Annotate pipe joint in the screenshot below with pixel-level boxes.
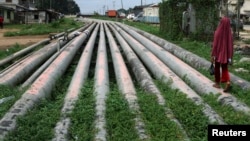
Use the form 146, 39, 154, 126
83, 30, 90, 36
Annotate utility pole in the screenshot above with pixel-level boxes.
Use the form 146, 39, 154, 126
237, 0, 241, 39
103, 5, 105, 15
121, 0, 123, 9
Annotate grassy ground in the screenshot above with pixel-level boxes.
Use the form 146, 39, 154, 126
3, 18, 82, 37
0, 17, 250, 141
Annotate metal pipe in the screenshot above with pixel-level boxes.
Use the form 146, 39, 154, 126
0, 23, 96, 140
108, 23, 161, 102
105, 23, 149, 140
0, 25, 90, 86
0, 51, 34, 76
113, 23, 199, 99
0, 28, 78, 68
20, 39, 71, 88
126, 24, 250, 90
53, 23, 100, 141
116, 23, 250, 115
108, 23, 191, 139
0, 39, 50, 67
93, 23, 109, 141
111, 23, 226, 124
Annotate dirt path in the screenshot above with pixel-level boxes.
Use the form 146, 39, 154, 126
0, 29, 49, 50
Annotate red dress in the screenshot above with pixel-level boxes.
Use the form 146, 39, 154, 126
0, 16, 3, 29
211, 17, 233, 83
0, 16, 3, 23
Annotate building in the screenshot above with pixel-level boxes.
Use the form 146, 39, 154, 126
0, 0, 34, 11
222, 0, 250, 17
143, 3, 159, 23
0, 0, 61, 24
240, 0, 250, 21
133, 4, 150, 17
133, 3, 160, 24
0, 4, 15, 24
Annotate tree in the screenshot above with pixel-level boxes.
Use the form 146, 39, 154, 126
35, 0, 80, 14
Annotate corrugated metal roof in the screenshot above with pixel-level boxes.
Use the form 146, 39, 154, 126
0, 5, 15, 10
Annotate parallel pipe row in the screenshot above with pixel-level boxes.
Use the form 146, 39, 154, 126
110, 23, 225, 124
127, 24, 250, 90
105, 23, 148, 140
108, 23, 190, 140
0, 19, 250, 140
53, 23, 99, 141
94, 23, 109, 141
115, 23, 250, 115
0, 22, 96, 139
0, 24, 90, 86
0, 28, 77, 68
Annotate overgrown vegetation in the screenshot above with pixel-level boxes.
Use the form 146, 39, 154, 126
159, 0, 219, 41
3, 70, 72, 141
0, 14, 250, 140
106, 84, 139, 141
137, 87, 190, 141
69, 80, 96, 141
0, 44, 23, 59
4, 18, 82, 37
0, 85, 26, 119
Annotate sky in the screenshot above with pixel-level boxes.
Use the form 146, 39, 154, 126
74, 0, 163, 14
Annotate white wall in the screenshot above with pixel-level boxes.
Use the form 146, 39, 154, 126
143, 7, 159, 17
241, 0, 250, 16
0, 0, 19, 4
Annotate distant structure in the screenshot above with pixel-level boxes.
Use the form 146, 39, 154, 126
0, 0, 62, 24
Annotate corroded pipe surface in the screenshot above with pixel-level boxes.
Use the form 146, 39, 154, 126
127, 24, 250, 90
105, 23, 149, 140
0, 23, 96, 139
53, 23, 100, 141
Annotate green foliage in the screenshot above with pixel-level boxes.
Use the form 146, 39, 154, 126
159, 1, 186, 40
69, 80, 96, 141
173, 40, 212, 60
35, 0, 80, 14
174, 39, 250, 82
155, 80, 209, 141
0, 43, 23, 59
50, 20, 60, 28
0, 85, 26, 119
137, 89, 186, 140
202, 94, 250, 124
2, 53, 76, 141
3, 18, 82, 37
4, 98, 62, 141
106, 83, 139, 140
243, 39, 250, 44
159, 0, 219, 41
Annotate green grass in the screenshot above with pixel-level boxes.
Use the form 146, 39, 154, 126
69, 80, 96, 141
122, 20, 250, 81
137, 88, 186, 141
155, 80, 209, 141
4, 18, 83, 37
201, 94, 250, 125
3, 75, 71, 141
0, 44, 24, 59
106, 83, 139, 141
3, 48, 77, 141
0, 85, 26, 119
1, 18, 250, 141
243, 39, 250, 44
174, 40, 250, 82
